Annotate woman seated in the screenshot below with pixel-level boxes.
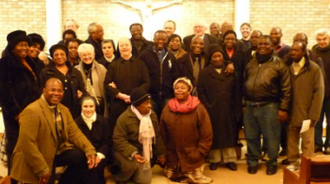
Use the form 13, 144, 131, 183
113, 88, 166, 184
160, 77, 213, 184
75, 96, 111, 184
167, 34, 186, 59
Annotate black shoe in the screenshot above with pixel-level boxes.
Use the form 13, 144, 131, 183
281, 159, 290, 165
209, 163, 218, 170
248, 165, 258, 174
225, 162, 237, 171
266, 166, 277, 175
279, 148, 287, 156
315, 145, 323, 153
324, 147, 330, 155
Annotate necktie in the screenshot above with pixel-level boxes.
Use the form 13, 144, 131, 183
193, 57, 200, 86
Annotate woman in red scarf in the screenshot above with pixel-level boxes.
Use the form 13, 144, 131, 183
160, 77, 213, 184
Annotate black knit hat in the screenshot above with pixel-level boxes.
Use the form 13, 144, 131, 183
49, 44, 68, 58
28, 33, 46, 50
130, 88, 151, 107
6, 30, 32, 51
208, 44, 224, 59
223, 30, 237, 40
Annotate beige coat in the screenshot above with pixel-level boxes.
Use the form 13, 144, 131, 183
10, 98, 96, 183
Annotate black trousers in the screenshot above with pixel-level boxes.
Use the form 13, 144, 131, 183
49, 147, 97, 184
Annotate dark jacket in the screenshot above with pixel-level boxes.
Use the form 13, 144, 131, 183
104, 57, 150, 132
113, 107, 165, 172
97, 55, 117, 69
177, 52, 209, 89
75, 115, 111, 158
312, 45, 330, 97
285, 56, 324, 126
183, 34, 219, 55
85, 36, 103, 61
138, 46, 180, 101
130, 37, 153, 57
197, 64, 242, 149
39, 61, 87, 118
0, 53, 41, 153
244, 53, 291, 111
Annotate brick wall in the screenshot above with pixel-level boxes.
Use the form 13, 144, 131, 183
1, 0, 330, 52
0, 0, 46, 53
250, 0, 330, 48
62, 0, 234, 47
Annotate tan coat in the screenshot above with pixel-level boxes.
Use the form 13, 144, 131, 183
160, 103, 212, 172
10, 98, 96, 183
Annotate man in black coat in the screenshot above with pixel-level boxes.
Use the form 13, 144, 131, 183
85, 22, 105, 61
139, 30, 179, 119
183, 20, 219, 56
129, 23, 153, 57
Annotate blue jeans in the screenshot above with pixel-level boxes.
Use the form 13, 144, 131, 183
316, 97, 330, 147
244, 102, 281, 167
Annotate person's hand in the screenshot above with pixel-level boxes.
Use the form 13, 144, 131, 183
277, 110, 289, 122
134, 154, 146, 164
157, 156, 166, 167
225, 63, 235, 75
310, 120, 317, 127
109, 82, 117, 89
39, 171, 51, 184
95, 155, 102, 166
87, 154, 96, 169
117, 93, 130, 103
77, 90, 83, 99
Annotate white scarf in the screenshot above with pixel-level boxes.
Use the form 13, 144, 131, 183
81, 112, 97, 130
130, 105, 155, 170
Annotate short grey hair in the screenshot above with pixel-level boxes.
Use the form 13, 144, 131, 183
78, 43, 95, 55
88, 22, 98, 35
315, 28, 330, 37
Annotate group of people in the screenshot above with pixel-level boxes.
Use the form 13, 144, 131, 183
0, 17, 329, 184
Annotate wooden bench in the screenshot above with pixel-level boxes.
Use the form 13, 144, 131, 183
283, 155, 330, 184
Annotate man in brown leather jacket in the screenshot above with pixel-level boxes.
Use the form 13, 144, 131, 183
243, 35, 291, 175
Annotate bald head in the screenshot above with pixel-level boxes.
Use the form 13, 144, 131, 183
43, 78, 64, 105
293, 33, 308, 45
220, 22, 233, 35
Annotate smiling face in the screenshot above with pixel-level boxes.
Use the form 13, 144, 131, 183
211, 51, 224, 68
224, 33, 237, 49
43, 79, 64, 105
270, 28, 282, 45
193, 24, 206, 37
240, 24, 251, 39
118, 38, 132, 58
210, 23, 220, 36
130, 25, 143, 40
250, 31, 262, 47
53, 49, 67, 66
316, 34, 330, 49
28, 43, 41, 59
169, 36, 181, 51
82, 99, 96, 118
164, 21, 175, 36
68, 41, 79, 60
80, 50, 95, 65
290, 42, 306, 62
154, 32, 168, 51
13, 41, 29, 59
92, 25, 104, 42
191, 37, 204, 55
257, 37, 272, 55
174, 82, 190, 102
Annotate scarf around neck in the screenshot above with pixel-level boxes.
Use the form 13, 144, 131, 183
81, 112, 97, 130
168, 95, 200, 113
256, 52, 273, 64
130, 105, 155, 170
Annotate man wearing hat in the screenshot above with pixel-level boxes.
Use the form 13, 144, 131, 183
39, 43, 87, 118
113, 87, 166, 184
28, 33, 46, 73
0, 30, 41, 174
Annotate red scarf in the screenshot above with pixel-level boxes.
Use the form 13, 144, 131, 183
168, 95, 200, 113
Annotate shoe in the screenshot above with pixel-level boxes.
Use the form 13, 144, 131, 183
225, 162, 237, 171
266, 166, 277, 175
209, 163, 218, 170
281, 158, 290, 165
279, 148, 287, 156
324, 147, 330, 155
247, 165, 258, 174
315, 145, 323, 153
